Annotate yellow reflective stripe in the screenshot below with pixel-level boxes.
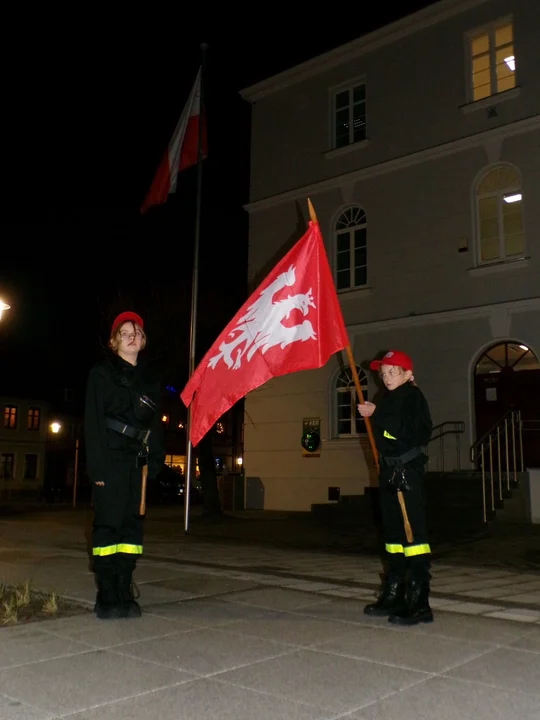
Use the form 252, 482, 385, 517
383, 430, 397, 439
117, 543, 143, 555
404, 544, 431, 557
92, 545, 118, 557
92, 544, 143, 557
385, 543, 404, 554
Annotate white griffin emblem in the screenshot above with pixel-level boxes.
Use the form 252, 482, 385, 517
208, 265, 317, 370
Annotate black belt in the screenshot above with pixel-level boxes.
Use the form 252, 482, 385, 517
105, 418, 150, 444
380, 446, 425, 467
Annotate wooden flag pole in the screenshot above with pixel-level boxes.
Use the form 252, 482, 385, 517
139, 465, 148, 515
307, 198, 413, 543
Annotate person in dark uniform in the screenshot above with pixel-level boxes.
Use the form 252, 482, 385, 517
358, 350, 433, 625
85, 311, 164, 620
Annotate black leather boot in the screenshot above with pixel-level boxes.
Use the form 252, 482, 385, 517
388, 579, 434, 625
117, 569, 142, 618
364, 578, 406, 617
94, 569, 124, 620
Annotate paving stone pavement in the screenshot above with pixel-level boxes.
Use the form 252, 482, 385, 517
0, 507, 540, 717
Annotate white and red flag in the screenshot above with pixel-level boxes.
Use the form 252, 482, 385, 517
140, 67, 207, 214
180, 219, 349, 446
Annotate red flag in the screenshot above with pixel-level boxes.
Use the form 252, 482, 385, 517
140, 67, 207, 214
181, 220, 349, 446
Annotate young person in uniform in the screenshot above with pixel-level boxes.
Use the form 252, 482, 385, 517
85, 311, 164, 619
358, 350, 433, 625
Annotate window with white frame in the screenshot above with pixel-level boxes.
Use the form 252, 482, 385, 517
336, 366, 368, 437
469, 20, 515, 102
475, 164, 524, 264
335, 206, 367, 291
333, 82, 366, 149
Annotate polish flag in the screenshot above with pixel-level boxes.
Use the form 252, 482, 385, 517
140, 67, 207, 214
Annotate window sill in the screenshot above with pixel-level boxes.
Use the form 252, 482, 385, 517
468, 256, 530, 277
337, 285, 372, 298
460, 86, 521, 115
323, 436, 368, 449
324, 139, 370, 160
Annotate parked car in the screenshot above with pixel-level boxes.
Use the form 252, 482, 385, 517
146, 465, 202, 505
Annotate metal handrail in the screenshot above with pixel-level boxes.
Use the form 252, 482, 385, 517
470, 408, 518, 460
430, 421, 465, 441
469, 409, 524, 523
427, 421, 465, 472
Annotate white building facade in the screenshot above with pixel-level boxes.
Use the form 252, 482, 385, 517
240, 0, 540, 511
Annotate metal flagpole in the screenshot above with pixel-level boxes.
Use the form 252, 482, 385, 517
184, 43, 208, 533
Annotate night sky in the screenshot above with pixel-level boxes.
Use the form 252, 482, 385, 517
0, 4, 436, 407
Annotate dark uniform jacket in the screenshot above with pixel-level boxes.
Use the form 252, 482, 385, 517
371, 382, 432, 474
84, 353, 165, 483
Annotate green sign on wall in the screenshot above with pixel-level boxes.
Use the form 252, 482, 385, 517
301, 417, 321, 457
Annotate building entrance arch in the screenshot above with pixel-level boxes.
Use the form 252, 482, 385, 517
473, 341, 540, 467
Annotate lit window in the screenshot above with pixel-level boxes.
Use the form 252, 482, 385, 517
164, 454, 186, 475
3, 406, 17, 429
333, 82, 366, 149
469, 21, 515, 102
335, 206, 367, 291
27, 407, 41, 431
475, 164, 524, 264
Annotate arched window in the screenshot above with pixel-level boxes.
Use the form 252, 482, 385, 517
335, 206, 367, 291
335, 365, 368, 437
476, 164, 524, 264
475, 342, 540, 375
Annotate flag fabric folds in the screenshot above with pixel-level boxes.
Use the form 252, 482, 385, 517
181, 219, 349, 446
140, 67, 207, 214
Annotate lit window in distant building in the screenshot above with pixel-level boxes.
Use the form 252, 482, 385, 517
475, 164, 524, 264
4, 406, 17, 429
27, 407, 40, 431
469, 21, 515, 101
164, 454, 186, 475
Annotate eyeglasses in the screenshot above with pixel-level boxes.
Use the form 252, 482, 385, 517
380, 367, 403, 379
119, 330, 143, 341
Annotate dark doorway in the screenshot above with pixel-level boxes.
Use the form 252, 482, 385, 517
474, 342, 540, 468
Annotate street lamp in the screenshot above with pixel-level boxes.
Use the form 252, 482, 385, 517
0, 299, 10, 321
50, 422, 62, 434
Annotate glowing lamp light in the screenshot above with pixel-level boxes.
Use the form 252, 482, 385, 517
503, 193, 522, 203
504, 55, 515, 71
50, 422, 62, 434
236, 457, 243, 466
0, 299, 10, 320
